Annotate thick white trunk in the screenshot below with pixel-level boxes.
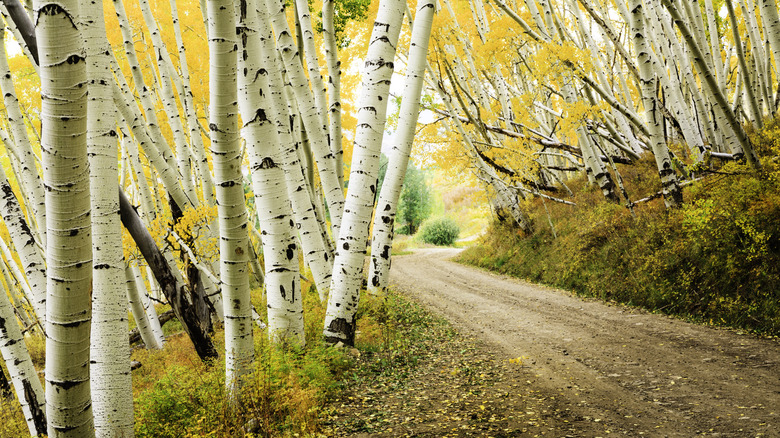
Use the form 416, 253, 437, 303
209, 0, 254, 392
36, 0, 95, 434
323, 0, 405, 345
238, 0, 304, 343
368, 0, 436, 295
83, 0, 134, 433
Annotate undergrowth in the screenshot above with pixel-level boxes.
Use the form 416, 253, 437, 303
0, 280, 438, 437
460, 119, 780, 336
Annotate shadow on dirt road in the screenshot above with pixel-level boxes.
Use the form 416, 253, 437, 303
389, 248, 780, 437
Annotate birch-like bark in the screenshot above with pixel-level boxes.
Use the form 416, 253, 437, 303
238, 0, 304, 343
0, 162, 46, 322
630, 0, 682, 207
125, 263, 163, 349
170, 0, 216, 205
0, 287, 46, 436
758, 0, 780, 85
368, 0, 435, 295
36, 0, 95, 434
0, 27, 46, 248
660, 0, 761, 170
321, 0, 344, 187
137, 0, 200, 203
323, 0, 405, 345
254, 0, 334, 299
130, 264, 165, 344
82, 0, 134, 433
725, 0, 763, 127
264, 0, 346, 237
209, 0, 254, 392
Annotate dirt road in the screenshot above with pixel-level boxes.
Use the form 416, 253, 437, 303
388, 248, 780, 437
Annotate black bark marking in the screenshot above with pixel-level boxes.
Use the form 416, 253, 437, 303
259, 156, 275, 169
324, 317, 355, 346
343, 242, 349, 250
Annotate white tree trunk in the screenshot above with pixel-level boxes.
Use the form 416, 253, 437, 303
253, 0, 335, 300
368, 0, 436, 295
323, 0, 405, 345
0, 26, 46, 249
82, 0, 134, 433
125, 263, 164, 349
238, 0, 304, 343
0, 286, 46, 436
0, 162, 47, 322
264, 0, 346, 237
630, 0, 682, 207
36, 0, 95, 434
209, 0, 254, 393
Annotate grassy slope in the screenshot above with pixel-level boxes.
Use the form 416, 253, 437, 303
459, 121, 780, 336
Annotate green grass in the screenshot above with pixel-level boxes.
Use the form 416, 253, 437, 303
459, 120, 780, 336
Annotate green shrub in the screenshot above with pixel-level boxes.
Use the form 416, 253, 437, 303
419, 217, 460, 246
458, 118, 780, 335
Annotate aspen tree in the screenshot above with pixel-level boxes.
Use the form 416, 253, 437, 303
630, 0, 682, 207
238, 0, 304, 343
369, 0, 436, 295
324, 0, 410, 344
208, 0, 254, 392
0, 286, 46, 436
82, 0, 134, 432
0, 156, 46, 322
125, 263, 164, 349
254, 0, 335, 300
0, 26, 46, 250
265, 0, 346, 237
36, 0, 95, 433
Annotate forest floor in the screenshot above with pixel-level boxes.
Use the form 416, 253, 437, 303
324, 248, 780, 437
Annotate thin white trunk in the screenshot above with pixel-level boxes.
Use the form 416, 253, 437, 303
131, 264, 165, 344
368, 0, 436, 295
125, 263, 163, 349
323, 0, 405, 345
254, 0, 334, 299
321, 0, 344, 187
0, 27, 46, 249
264, 0, 346, 237
0, 286, 46, 436
0, 163, 46, 322
170, 0, 216, 205
631, 0, 682, 207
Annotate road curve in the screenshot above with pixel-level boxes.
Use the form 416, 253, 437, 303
389, 247, 780, 437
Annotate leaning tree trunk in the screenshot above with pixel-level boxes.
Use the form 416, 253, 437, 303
36, 0, 95, 434
323, 0, 405, 345
0, 25, 46, 250
238, 0, 304, 344
0, 159, 47, 322
630, 0, 682, 207
368, 0, 436, 295
0, 282, 46, 436
209, 0, 254, 394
